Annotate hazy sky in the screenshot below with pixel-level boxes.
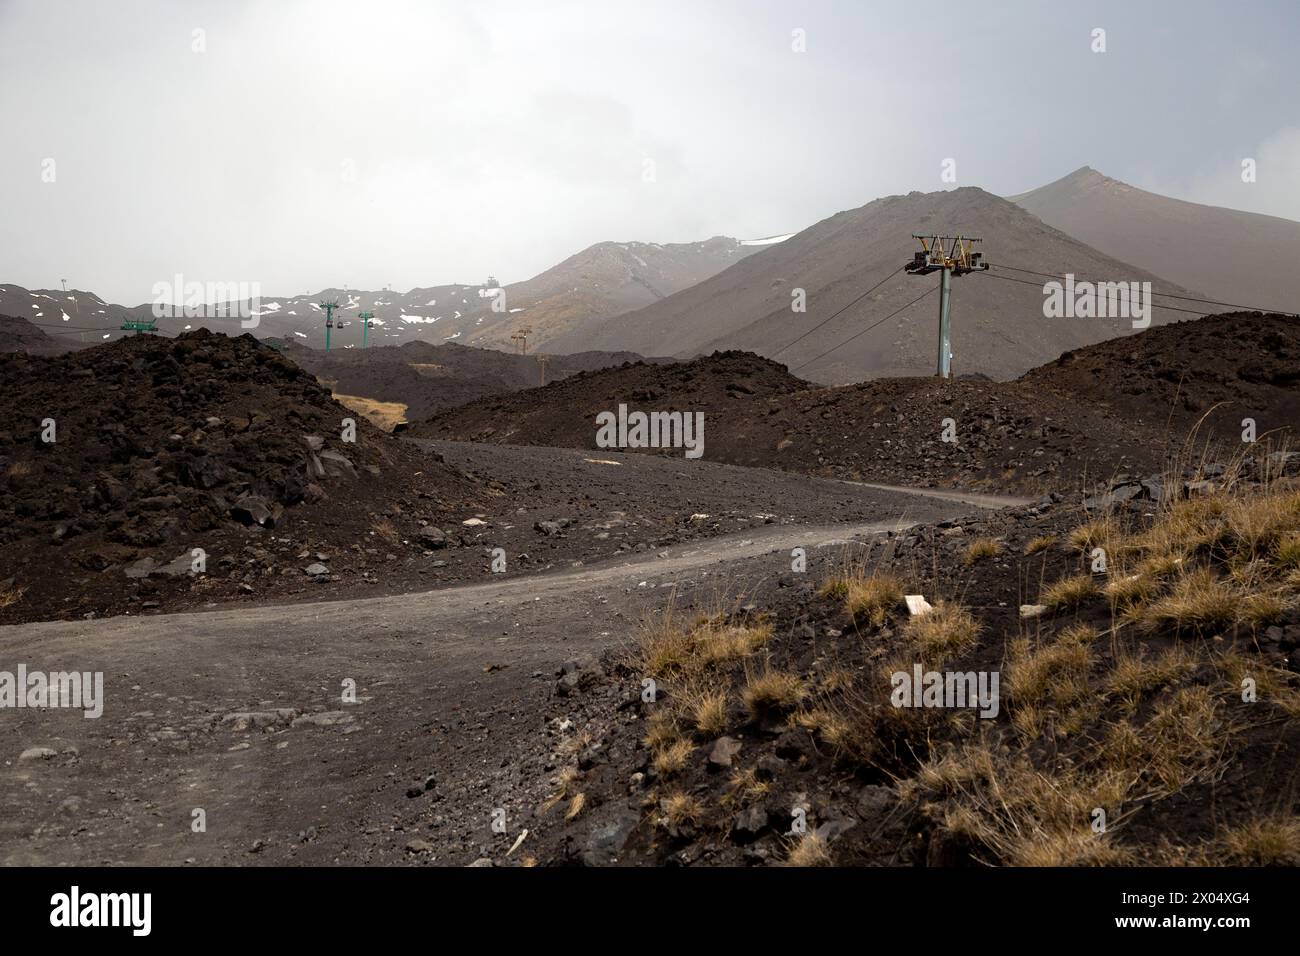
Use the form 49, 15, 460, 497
3, 0, 1297, 303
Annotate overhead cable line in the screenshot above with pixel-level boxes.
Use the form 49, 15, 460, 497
771, 264, 905, 358
791, 284, 937, 373
976, 270, 1222, 317
986, 262, 1298, 317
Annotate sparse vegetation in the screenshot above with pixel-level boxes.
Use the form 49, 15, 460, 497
332, 393, 408, 431
0, 582, 27, 610
842, 572, 904, 627
661, 791, 704, 830
964, 538, 1002, 565
1142, 568, 1240, 632
651, 739, 694, 777
742, 668, 807, 719
1024, 535, 1056, 555
618, 472, 1299, 867
905, 601, 981, 656
783, 832, 833, 867
1041, 573, 1098, 610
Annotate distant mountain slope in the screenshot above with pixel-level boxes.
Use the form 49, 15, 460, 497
1009, 166, 1300, 314
549, 187, 1188, 383
0, 234, 761, 355
466, 237, 765, 351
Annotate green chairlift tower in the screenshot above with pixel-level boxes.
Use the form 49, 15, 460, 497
319, 298, 341, 351
120, 316, 158, 336
359, 311, 375, 348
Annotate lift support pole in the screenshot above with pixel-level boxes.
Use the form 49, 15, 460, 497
905, 235, 987, 379
319, 299, 340, 352
936, 266, 952, 378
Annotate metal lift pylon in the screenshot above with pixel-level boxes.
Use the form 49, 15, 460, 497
904, 235, 987, 378
319, 298, 341, 351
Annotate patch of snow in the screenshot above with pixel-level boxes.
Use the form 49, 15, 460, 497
740, 233, 795, 246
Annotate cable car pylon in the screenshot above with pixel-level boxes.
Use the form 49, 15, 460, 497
904, 235, 987, 378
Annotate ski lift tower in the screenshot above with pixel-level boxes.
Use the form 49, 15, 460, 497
120, 316, 158, 336
359, 310, 375, 348
904, 235, 987, 379
510, 326, 532, 354
319, 297, 341, 351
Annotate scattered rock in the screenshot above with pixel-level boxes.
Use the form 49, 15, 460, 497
708, 736, 743, 769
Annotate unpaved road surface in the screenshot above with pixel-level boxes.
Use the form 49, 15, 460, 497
1, 475, 1025, 866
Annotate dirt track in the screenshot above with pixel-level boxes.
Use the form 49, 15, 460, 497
0, 480, 1025, 866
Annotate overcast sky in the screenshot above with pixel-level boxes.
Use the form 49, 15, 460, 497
3, 0, 1297, 303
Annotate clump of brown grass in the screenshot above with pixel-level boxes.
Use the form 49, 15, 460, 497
1274, 534, 1300, 570
964, 538, 1002, 565
0, 582, 27, 610
565, 792, 586, 821
683, 688, 729, 737
1107, 644, 1194, 703
1214, 817, 1300, 865
1069, 518, 1118, 553
660, 790, 704, 830
818, 577, 851, 601
651, 739, 695, 777
1007, 635, 1092, 709
742, 668, 807, 719
1142, 568, 1240, 632
1024, 535, 1057, 556
1103, 573, 1156, 611
1240, 590, 1287, 627
540, 765, 582, 814
1041, 573, 1098, 610
638, 612, 772, 678
723, 767, 772, 807
904, 601, 982, 657
908, 742, 1133, 867
793, 706, 854, 753
842, 572, 904, 627
643, 710, 681, 751
783, 832, 832, 867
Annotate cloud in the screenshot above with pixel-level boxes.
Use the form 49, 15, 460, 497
1169, 128, 1300, 223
